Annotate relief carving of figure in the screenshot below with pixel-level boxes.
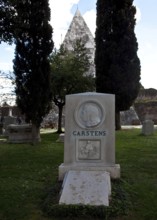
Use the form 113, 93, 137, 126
78, 140, 100, 160
80, 103, 101, 128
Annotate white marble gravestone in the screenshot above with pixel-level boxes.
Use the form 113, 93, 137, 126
59, 92, 120, 180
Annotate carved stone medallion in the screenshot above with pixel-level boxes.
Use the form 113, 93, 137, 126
74, 101, 105, 129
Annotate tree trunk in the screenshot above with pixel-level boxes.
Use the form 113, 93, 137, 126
31, 123, 41, 144
57, 105, 63, 133
115, 111, 121, 130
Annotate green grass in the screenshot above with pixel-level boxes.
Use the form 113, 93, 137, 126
116, 129, 157, 220
0, 129, 157, 220
0, 131, 62, 220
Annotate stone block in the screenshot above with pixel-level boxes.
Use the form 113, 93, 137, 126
59, 170, 111, 206
7, 124, 33, 143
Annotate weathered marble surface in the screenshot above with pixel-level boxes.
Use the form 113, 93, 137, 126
59, 92, 120, 180
59, 170, 111, 206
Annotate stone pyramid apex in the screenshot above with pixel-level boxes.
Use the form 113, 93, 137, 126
63, 9, 94, 49
74, 8, 81, 17
62, 7, 95, 76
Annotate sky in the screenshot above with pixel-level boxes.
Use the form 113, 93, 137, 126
0, 0, 157, 90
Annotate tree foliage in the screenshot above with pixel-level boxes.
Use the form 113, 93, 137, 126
13, 0, 53, 140
0, 0, 16, 106
50, 40, 95, 133
95, 0, 141, 129
0, 0, 16, 43
0, 70, 15, 105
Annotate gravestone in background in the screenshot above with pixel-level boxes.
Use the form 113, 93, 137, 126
7, 124, 33, 143
142, 119, 154, 135
59, 92, 120, 180
3, 116, 17, 136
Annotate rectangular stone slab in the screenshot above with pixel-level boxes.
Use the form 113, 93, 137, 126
59, 170, 111, 206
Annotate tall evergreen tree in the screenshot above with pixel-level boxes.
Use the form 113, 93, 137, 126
95, 0, 141, 129
0, 0, 17, 43
13, 0, 53, 142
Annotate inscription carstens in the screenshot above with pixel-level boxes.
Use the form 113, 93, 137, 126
73, 130, 106, 137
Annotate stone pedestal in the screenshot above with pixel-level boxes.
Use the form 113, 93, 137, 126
59, 92, 120, 180
59, 163, 120, 181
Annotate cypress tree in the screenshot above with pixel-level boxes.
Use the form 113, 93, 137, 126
13, 0, 53, 142
0, 0, 16, 43
95, 0, 141, 129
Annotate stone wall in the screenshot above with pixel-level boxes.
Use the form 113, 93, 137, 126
134, 101, 157, 124
120, 107, 141, 125
137, 88, 157, 101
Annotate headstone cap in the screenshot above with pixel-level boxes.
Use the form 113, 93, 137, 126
67, 92, 115, 97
